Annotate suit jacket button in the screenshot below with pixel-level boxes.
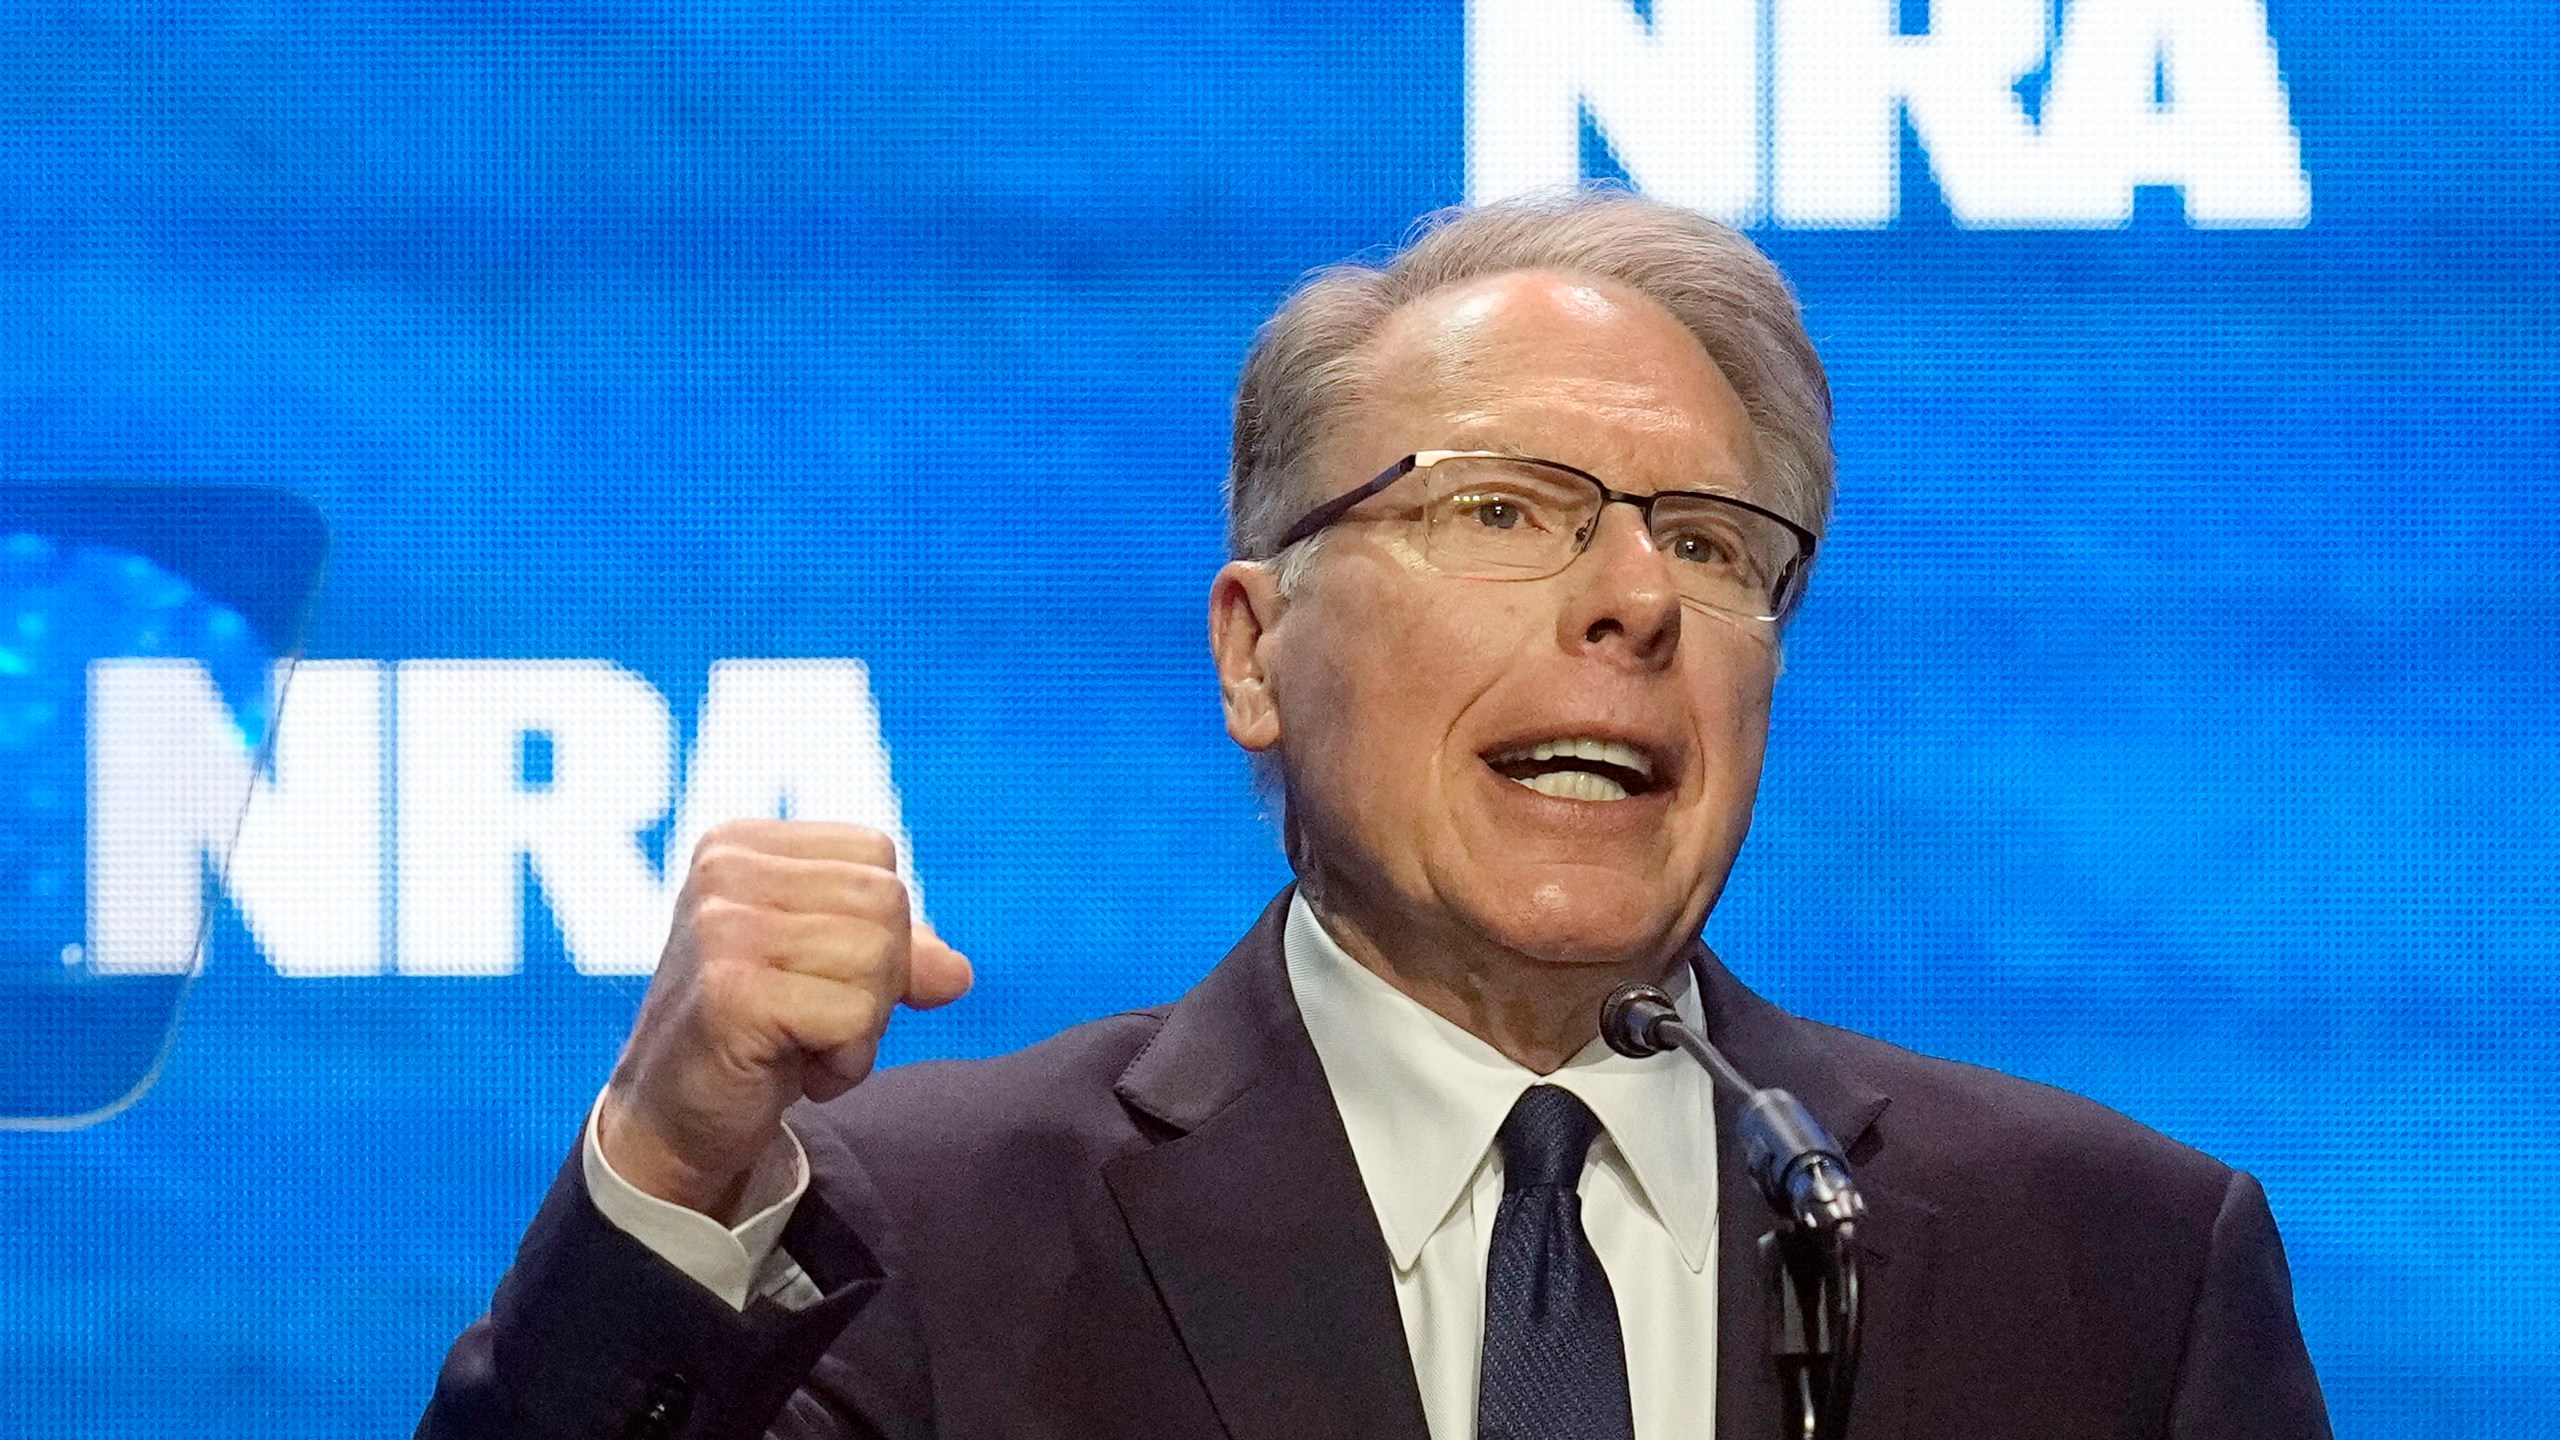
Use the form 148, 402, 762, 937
623, 1370, 694, 1439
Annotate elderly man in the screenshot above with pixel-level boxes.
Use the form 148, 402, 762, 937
420, 192, 2329, 1440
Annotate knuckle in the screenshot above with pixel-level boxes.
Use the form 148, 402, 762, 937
690, 843, 751, 893
688, 895, 761, 955
692, 819, 757, 861
835, 824, 896, 867
821, 924, 894, 989
849, 867, 912, 926
805, 927, 881, 988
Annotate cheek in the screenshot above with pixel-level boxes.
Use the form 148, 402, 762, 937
1275, 573, 1531, 802
1686, 646, 1777, 800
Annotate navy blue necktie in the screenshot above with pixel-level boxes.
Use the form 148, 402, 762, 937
1477, 1084, 1636, 1440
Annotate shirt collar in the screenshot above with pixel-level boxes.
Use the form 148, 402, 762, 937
1283, 892, 1717, 1275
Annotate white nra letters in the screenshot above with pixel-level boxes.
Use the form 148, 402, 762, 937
86, 659, 921, 978
1468, 0, 2311, 227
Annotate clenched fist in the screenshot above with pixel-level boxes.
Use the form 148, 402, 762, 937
597, 819, 972, 1216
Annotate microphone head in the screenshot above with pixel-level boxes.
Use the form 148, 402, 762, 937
1599, 983, 1679, 1058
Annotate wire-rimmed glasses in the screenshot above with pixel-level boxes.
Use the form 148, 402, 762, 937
1269, 450, 1817, 623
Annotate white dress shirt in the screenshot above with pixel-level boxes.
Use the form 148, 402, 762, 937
1282, 895, 1719, 1440
584, 893, 1718, 1437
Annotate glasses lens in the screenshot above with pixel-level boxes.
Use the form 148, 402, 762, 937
1649, 495, 1798, 618
1418, 456, 1594, 578
1409, 456, 1803, 620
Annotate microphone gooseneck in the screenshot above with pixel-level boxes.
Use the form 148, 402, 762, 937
1602, 979, 1867, 1440
1598, 983, 1866, 1233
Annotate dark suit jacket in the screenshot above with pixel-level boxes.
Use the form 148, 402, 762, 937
419, 891, 2331, 1440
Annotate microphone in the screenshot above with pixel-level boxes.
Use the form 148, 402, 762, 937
1604, 980, 1868, 1440
1599, 983, 1866, 1232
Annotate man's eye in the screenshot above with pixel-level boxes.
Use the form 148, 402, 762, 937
1457, 494, 1528, 530
1667, 530, 1743, 567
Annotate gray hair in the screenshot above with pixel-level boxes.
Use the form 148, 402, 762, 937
1225, 189, 1834, 591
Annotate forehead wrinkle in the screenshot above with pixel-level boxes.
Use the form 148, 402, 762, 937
1378, 334, 1703, 443
1436, 374, 1751, 495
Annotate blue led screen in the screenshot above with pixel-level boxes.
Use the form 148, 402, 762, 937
1, 1, 2555, 1435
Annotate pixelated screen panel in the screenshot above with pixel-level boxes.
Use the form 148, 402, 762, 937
0, 488, 323, 1124
0, 1, 2554, 1436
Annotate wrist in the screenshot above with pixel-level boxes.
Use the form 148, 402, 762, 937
596, 1085, 762, 1219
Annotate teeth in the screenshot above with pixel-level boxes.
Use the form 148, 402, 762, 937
1511, 736, 1655, 781
1518, 769, 1632, 802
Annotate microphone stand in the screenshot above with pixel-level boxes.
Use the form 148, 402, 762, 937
1761, 1215, 1861, 1440
1600, 985, 1865, 1440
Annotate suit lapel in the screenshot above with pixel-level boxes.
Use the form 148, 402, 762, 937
1696, 948, 1937, 1440
1104, 894, 1433, 1440
1101, 902, 1939, 1440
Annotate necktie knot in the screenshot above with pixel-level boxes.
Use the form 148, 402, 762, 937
1497, 1084, 1603, 1193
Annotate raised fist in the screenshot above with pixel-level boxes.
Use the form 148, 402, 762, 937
595, 819, 971, 1216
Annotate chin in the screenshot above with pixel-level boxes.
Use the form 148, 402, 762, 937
1452, 870, 1695, 970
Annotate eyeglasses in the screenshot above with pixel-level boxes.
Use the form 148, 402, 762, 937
1269, 450, 1817, 623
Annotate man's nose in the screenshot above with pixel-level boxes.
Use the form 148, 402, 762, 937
1557, 502, 1681, 668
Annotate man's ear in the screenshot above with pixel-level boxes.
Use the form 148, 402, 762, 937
1208, 559, 1287, 753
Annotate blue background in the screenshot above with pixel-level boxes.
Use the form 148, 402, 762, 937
3, 0, 2557, 1434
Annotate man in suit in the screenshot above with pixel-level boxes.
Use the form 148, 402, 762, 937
420, 191, 2332, 1440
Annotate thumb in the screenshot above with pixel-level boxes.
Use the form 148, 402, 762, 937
903, 922, 974, 1010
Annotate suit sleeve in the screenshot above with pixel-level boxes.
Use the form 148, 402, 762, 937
415, 1147, 898, 1440
2165, 1170, 2334, 1440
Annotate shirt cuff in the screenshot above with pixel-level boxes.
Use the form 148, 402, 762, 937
581, 1090, 824, 1312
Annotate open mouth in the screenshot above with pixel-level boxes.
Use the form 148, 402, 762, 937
1484, 736, 1662, 803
